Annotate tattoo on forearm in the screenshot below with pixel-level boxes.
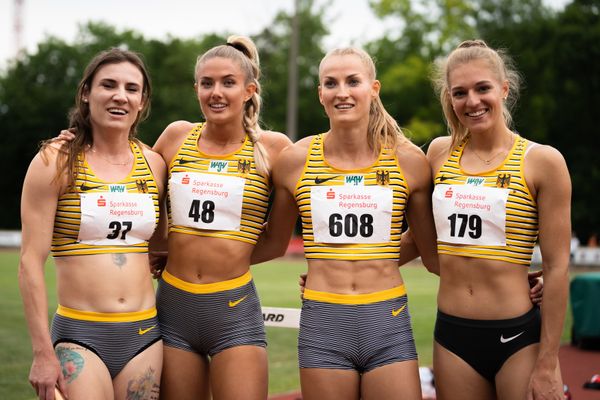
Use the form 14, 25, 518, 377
113, 253, 127, 268
56, 347, 85, 383
125, 366, 160, 400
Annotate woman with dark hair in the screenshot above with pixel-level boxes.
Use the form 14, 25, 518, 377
19, 48, 166, 400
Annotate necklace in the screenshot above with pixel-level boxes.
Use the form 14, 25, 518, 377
469, 134, 514, 165
471, 148, 506, 165
89, 147, 132, 166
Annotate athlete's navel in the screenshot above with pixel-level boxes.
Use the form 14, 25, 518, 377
468, 286, 474, 296
351, 283, 357, 291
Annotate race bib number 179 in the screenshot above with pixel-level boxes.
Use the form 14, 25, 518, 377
432, 185, 509, 246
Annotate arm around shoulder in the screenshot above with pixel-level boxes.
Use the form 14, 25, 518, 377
260, 130, 293, 161
251, 141, 308, 264
142, 147, 167, 197
397, 143, 439, 274
152, 120, 196, 166
426, 135, 452, 176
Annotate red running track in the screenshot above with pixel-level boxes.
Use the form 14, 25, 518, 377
269, 345, 600, 400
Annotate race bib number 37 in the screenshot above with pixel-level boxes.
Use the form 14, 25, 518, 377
78, 193, 156, 245
432, 185, 509, 246
169, 172, 244, 231
311, 186, 392, 244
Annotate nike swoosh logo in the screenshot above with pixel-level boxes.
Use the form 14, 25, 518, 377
138, 325, 156, 335
228, 295, 248, 308
439, 175, 451, 182
500, 331, 524, 343
80, 183, 104, 191
315, 175, 339, 184
178, 158, 196, 165
391, 304, 407, 317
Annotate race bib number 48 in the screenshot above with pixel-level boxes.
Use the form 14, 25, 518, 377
169, 172, 244, 231
78, 193, 156, 245
311, 186, 392, 243
432, 185, 509, 246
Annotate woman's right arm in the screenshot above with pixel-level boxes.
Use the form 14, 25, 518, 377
18, 149, 67, 400
152, 120, 195, 167
143, 147, 169, 278
250, 142, 306, 265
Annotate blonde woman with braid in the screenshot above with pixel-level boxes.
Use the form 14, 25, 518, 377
151, 35, 291, 400
251, 47, 439, 400
428, 40, 570, 399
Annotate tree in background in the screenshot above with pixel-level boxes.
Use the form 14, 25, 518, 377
1, 0, 597, 238
0, 22, 227, 229
0, 3, 331, 230
367, 0, 599, 241
256, 0, 329, 137
469, 0, 599, 245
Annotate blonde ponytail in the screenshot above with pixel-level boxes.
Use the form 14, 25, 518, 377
196, 35, 270, 177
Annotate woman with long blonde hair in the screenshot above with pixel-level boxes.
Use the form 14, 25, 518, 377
151, 35, 291, 400
251, 47, 439, 400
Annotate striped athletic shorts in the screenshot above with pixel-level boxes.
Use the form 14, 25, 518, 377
156, 270, 266, 356
51, 306, 161, 378
298, 285, 417, 373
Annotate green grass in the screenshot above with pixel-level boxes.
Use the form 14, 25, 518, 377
0, 251, 58, 400
1, 251, 578, 399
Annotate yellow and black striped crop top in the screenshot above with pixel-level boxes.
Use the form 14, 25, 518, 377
295, 134, 409, 260
51, 141, 160, 257
433, 135, 538, 265
167, 123, 270, 244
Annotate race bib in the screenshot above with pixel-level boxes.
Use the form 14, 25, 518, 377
78, 193, 156, 245
432, 185, 509, 246
311, 186, 392, 243
169, 172, 244, 231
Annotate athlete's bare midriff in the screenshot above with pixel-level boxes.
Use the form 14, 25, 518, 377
306, 258, 404, 294
437, 254, 533, 320
55, 253, 156, 313
165, 232, 254, 284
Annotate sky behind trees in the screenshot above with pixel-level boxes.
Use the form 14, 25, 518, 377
0, 0, 569, 69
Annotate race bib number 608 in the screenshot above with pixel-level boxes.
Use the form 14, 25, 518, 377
311, 186, 393, 244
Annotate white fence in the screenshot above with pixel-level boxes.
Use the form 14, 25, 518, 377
0, 230, 21, 247
531, 245, 600, 266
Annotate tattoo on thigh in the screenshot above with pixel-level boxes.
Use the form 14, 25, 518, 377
113, 253, 127, 268
125, 366, 160, 400
56, 347, 85, 383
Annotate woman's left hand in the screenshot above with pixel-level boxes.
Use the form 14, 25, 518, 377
149, 251, 167, 279
527, 366, 563, 400
528, 270, 543, 305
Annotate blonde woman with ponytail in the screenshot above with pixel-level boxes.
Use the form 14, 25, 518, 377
427, 40, 569, 399
151, 35, 291, 400
251, 47, 439, 400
